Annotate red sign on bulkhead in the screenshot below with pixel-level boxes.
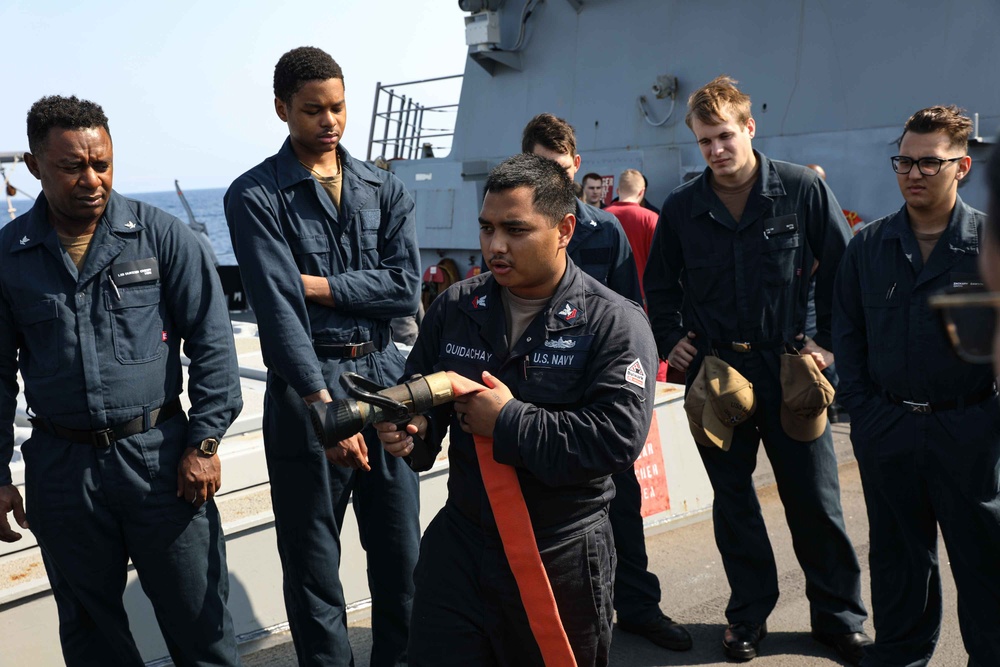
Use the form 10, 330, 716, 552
635, 412, 670, 516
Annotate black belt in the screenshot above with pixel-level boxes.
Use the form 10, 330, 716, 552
887, 385, 998, 414
30, 398, 183, 448
314, 342, 378, 359
711, 339, 784, 353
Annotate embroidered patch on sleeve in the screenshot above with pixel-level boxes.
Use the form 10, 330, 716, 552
625, 358, 646, 388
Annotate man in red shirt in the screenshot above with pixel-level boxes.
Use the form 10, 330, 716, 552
605, 169, 682, 382
605, 169, 659, 302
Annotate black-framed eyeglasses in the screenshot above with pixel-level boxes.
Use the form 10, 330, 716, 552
928, 285, 1000, 364
891, 155, 965, 176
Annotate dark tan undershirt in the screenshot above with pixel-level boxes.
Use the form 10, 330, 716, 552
303, 154, 343, 209
57, 232, 94, 270
314, 172, 343, 210
501, 289, 550, 351
710, 164, 759, 223
913, 228, 945, 263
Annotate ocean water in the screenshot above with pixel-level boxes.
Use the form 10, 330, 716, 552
130, 187, 236, 265
5, 186, 237, 265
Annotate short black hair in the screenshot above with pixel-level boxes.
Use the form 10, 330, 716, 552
273, 46, 344, 104
26, 95, 109, 154
485, 153, 576, 225
581, 172, 603, 184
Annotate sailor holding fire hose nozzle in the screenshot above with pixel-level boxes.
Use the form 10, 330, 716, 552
324, 153, 658, 667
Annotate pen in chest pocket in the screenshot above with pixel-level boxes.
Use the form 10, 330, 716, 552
108, 271, 122, 301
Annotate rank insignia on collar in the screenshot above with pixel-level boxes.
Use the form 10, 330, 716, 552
471, 295, 488, 309
125, 221, 136, 229
556, 302, 579, 322
19, 236, 29, 245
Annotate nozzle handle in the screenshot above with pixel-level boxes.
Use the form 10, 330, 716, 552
340, 372, 410, 421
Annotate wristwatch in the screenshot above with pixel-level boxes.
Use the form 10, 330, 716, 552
196, 437, 220, 457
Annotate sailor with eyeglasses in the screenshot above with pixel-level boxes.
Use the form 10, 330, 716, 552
833, 106, 1000, 667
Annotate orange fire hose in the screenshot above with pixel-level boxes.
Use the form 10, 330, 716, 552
447, 371, 577, 666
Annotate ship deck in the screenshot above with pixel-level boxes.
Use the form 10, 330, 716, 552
0, 332, 970, 666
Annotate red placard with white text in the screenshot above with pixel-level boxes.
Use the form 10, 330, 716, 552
600, 175, 615, 207
635, 411, 671, 516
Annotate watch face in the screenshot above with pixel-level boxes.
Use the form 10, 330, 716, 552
199, 438, 219, 455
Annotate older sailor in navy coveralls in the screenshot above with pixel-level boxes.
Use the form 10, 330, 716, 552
834, 106, 1000, 667
517, 113, 692, 652
377, 153, 657, 666
645, 76, 870, 664
225, 47, 420, 667
0, 96, 243, 666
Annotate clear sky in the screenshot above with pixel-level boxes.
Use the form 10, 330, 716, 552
0, 1, 468, 195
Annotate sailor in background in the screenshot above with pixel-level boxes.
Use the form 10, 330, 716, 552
834, 106, 1000, 667
224, 47, 421, 667
376, 153, 657, 666
0, 95, 243, 665
645, 75, 870, 664
581, 171, 606, 208
521, 114, 643, 303
520, 113, 692, 651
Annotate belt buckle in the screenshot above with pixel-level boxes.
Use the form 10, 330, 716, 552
902, 400, 931, 414
731, 341, 751, 353
92, 428, 115, 448
349, 344, 361, 359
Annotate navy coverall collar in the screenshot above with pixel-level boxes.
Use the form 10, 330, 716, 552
460, 259, 591, 358
689, 151, 786, 227
881, 196, 979, 288
11, 191, 145, 285
274, 138, 385, 227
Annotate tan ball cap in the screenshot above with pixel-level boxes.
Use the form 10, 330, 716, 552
780, 351, 834, 442
683, 363, 718, 448
702, 356, 757, 451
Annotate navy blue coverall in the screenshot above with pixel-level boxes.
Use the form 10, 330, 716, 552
645, 153, 867, 632
833, 198, 1000, 667
0, 192, 244, 666
573, 199, 668, 626
569, 199, 643, 302
403, 259, 657, 666
485, 197, 662, 625
225, 140, 421, 667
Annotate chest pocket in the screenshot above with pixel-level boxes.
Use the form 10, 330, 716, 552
14, 299, 60, 378
862, 289, 903, 351
684, 253, 726, 302
104, 285, 165, 364
518, 358, 588, 406
761, 215, 801, 286
290, 234, 331, 274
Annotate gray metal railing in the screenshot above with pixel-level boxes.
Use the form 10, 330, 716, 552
367, 74, 463, 162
